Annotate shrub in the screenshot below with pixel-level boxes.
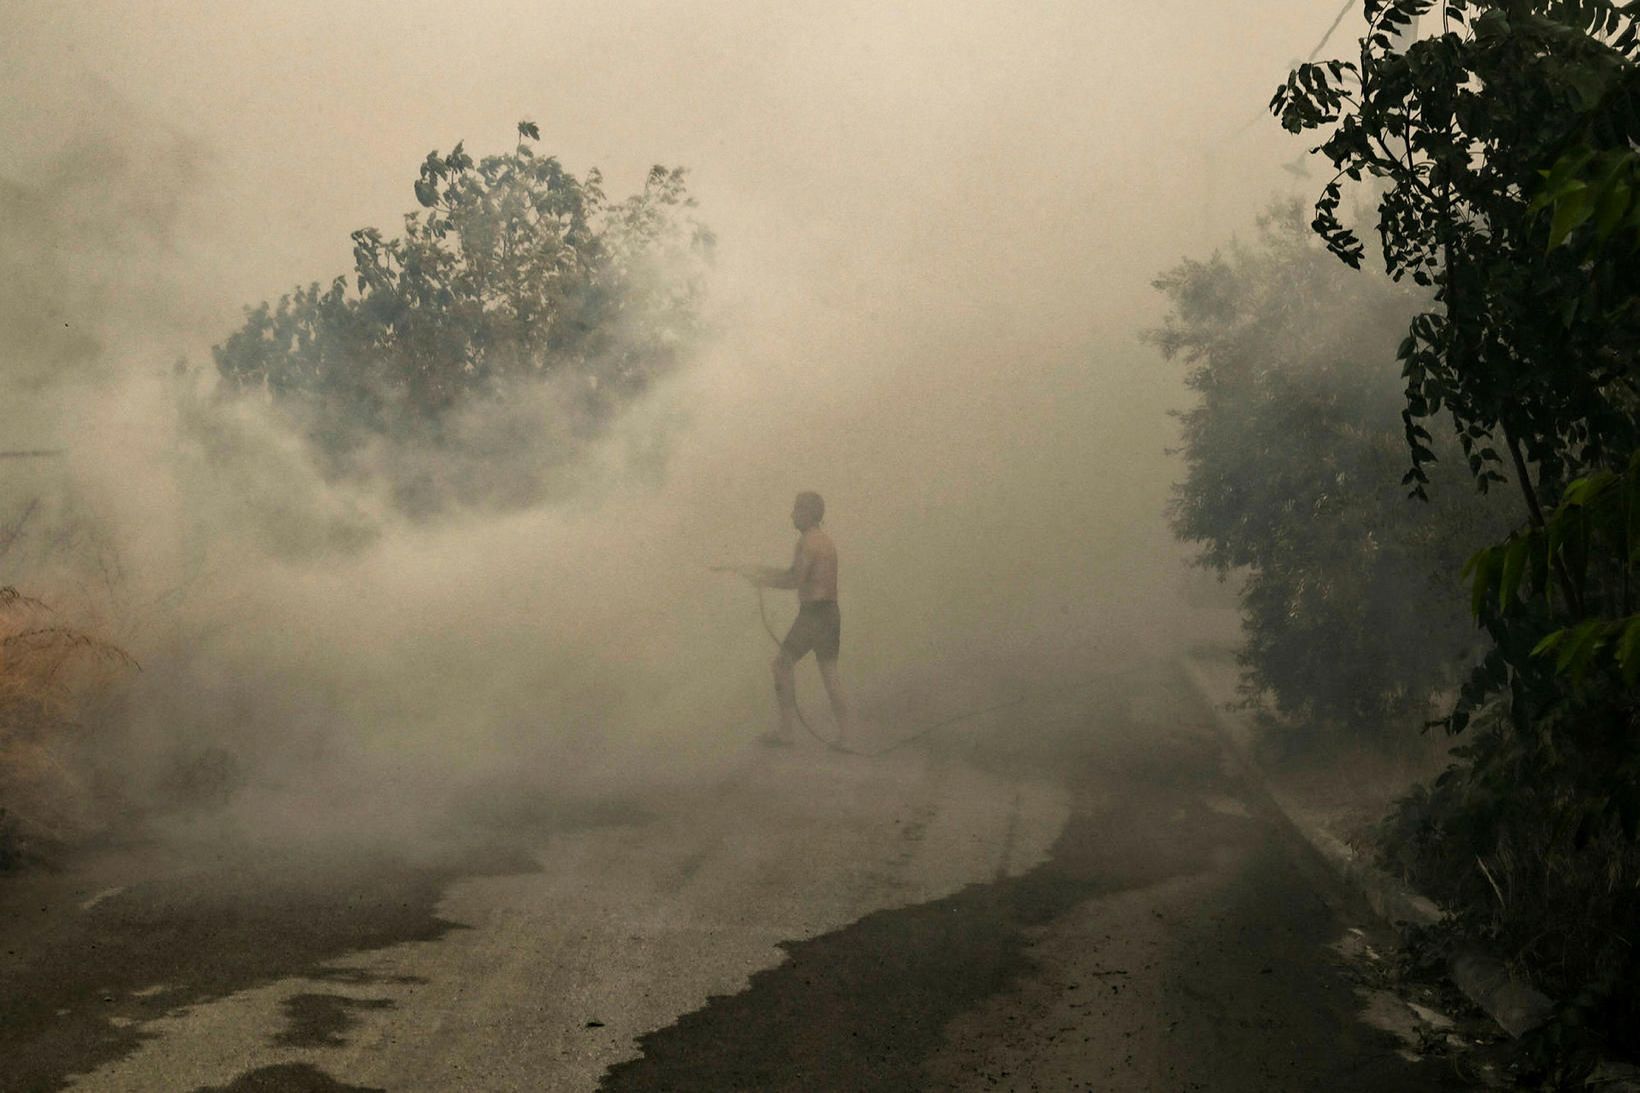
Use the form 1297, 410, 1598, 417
1153, 201, 1507, 743
0, 587, 135, 868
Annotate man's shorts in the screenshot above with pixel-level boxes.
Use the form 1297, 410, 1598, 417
781, 600, 841, 662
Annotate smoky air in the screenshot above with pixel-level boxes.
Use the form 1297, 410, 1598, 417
0, 3, 1554, 1090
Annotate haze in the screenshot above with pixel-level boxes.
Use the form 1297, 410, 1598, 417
0, 0, 1363, 821
1, 3, 1504, 1090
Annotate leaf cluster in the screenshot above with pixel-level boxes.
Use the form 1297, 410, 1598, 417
1275, 0, 1640, 502
213, 122, 714, 515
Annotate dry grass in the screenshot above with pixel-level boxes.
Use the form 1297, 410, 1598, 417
0, 585, 136, 868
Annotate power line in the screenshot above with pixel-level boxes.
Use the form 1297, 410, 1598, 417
1199, 0, 1364, 241
1305, 0, 1359, 63
1222, 0, 1361, 142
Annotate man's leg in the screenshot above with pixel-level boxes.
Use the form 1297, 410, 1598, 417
817, 657, 850, 744
771, 651, 798, 739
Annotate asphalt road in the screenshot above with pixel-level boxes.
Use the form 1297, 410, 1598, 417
1, 661, 1480, 1091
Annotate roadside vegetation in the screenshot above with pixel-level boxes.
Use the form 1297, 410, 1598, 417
0, 586, 134, 869
1166, 0, 1640, 1081
212, 121, 713, 518
1152, 201, 1509, 747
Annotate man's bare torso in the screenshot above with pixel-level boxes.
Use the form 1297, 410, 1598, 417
794, 527, 838, 603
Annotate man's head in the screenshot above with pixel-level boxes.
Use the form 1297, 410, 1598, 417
792, 491, 825, 531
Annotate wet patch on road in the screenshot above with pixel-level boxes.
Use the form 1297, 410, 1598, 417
272, 993, 396, 1048
0, 797, 651, 1093
0, 845, 500, 1092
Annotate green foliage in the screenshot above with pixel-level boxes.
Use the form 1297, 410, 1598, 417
1531, 146, 1640, 251
213, 122, 713, 515
1154, 202, 1506, 739
1273, 0, 1640, 502
1281, 2, 1640, 1068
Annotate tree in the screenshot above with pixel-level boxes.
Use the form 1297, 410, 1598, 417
1154, 202, 1505, 742
1273, 1, 1640, 512
1276, 1, 1640, 1070
213, 122, 713, 515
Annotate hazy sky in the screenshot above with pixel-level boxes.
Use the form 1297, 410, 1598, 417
2, 0, 1348, 335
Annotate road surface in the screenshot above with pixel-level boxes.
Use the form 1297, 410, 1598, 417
1, 660, 1482, 1091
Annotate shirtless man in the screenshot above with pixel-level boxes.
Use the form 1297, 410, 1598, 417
736, 491, 850, 747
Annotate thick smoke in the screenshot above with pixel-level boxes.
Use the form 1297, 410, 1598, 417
0, 2, 1338, 846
